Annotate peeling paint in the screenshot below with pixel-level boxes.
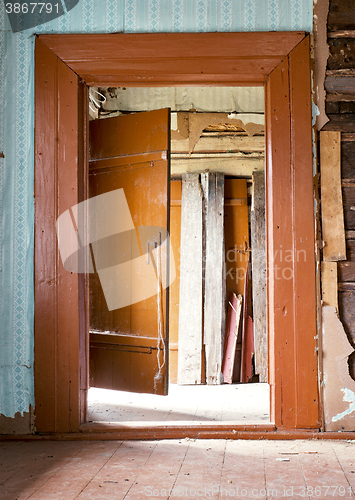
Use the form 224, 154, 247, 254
312, 101, 320, 127
332, 388, 355, 422
313, 0, 330, 130
322, 306, 355, 431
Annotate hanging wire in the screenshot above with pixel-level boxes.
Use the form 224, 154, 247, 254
89, 88, 106, 114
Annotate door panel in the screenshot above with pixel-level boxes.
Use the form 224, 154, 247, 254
224, 179, 249, 297
89, 109, 170, 395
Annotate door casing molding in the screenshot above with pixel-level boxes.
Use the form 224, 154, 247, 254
34, 32, 320, 434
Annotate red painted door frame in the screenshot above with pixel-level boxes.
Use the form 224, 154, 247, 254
34, 32, 319, 433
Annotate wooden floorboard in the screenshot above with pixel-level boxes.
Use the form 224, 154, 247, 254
1, 439, 355, 499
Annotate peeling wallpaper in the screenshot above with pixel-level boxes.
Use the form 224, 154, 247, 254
0, 0, 313, 418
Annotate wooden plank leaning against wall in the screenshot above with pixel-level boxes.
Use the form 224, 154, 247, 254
170, 176, 250, 385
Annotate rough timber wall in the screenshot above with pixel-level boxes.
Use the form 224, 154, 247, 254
323, 0, 355, 380
0, 0, 313, 422
319, 0, 355, 431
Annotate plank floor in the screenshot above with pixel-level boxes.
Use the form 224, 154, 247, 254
88, 383, 270, 423
0, 439, 355, 499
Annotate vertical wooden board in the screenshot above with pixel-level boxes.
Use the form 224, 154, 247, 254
320, 131, 346, 261
224, 179, 249, 297
289, 37, 320, 428
169, 181, 181, 384
35, 39, 81, 432
266, 58, 296, 428
177, 174, 202, 385
241, 316, 254, 383
34, 38, 58, 433
202, 172, 225, 385
88, 160, 169, 339
57, 60, 80, 433
78, 83, 89, 426
222, 293, 242, 384
321, 262, 338, 309
251, 171, 268, 383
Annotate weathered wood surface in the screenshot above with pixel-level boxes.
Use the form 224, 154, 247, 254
320, 131, 347, 261
342, 187, 355, 230
326, 93, 355, 103
169, 181, 182, 384
178, 174, 203, 385
322, 305, 355, 431
224, 179, 249, 298
338, 291, 355, 341
171, 134, 265, 154
328, 30, 355, 38
340, 140, 355, 178
240, 260, 250, 384
241, 316, 254, 383
321, 262, 338, 309
171, 156, 264, 177
322, 114, 355, 132
339, 283, 355, 291
338, 240, 355, 282
325, 76, 355, 93
222, 293, 242, 384
328, 39, 355, 71
328, 0, 355, 31
202, 172, 225, 385
326, 101, 355, 115
251, 171, 268, 383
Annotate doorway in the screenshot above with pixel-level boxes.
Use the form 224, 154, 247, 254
34, 32, 319, 434
86, 86, 268, 424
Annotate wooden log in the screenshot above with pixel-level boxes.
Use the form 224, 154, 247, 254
171, 134, 265, 154
338, 283, 355, 291
326, 69, 355, 76
325, 76, 355, 93
328, 0, 355, 31
346, 230, 355, 239
320, 131, 347, 261
328, 38, 355, 71
328, 30, 355, 38
321, 113, 355, 132
340, 141, 355, 181
201, 172, 225, 385
171, 157, 264, 177
326, 93, 355, 103
177, 174, 203, 385
222, 292, 243, 384
338, 291, 355, 341
250, 171, 268, 383
321, 262, 338, 309
338, 240, 355, 283
342, 133, 355, 142
342, 186, 355, 230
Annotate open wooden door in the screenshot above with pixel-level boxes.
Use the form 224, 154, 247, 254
88, 109, 171, 396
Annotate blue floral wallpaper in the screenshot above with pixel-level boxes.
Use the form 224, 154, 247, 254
0, 0, 313, 417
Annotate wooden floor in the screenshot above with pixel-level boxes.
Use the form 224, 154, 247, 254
1, 439, 354, 499
88, 383, 270, 423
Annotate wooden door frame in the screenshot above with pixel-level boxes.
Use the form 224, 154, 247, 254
34, 32, 320, 434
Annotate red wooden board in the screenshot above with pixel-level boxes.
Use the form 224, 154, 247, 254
222, 292, 242, 384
